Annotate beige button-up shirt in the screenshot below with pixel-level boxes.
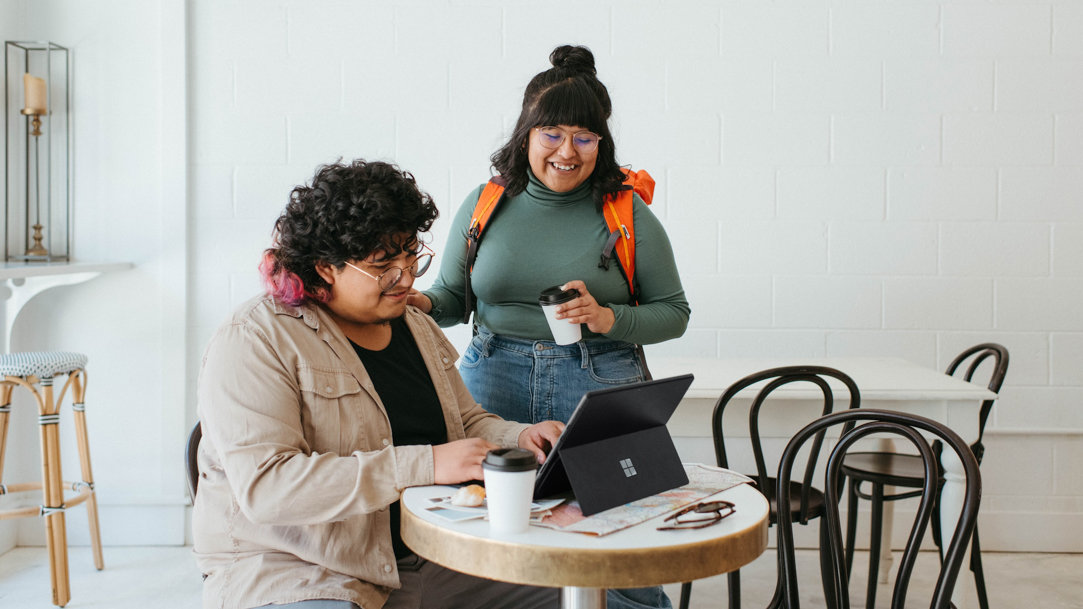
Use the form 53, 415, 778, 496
193, 295, 529, 609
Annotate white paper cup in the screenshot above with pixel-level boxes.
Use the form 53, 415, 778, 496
482, 448, 538, 535
538, 286, 582, 345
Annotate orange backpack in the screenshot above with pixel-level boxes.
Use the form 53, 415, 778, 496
462, 168, 655, 323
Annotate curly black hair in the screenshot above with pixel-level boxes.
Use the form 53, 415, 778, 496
260, 159, 439, 305
490, 45, 625, 210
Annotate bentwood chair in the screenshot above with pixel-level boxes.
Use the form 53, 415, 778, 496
776, 409, 981, 609
678, 366, 860, 609
840, 344, 1007, 609
185, 421, 202, 500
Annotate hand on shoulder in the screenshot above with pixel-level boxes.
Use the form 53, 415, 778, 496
406, 290, 433, 313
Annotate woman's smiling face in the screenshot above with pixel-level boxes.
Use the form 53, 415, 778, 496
527, 125, 598, 193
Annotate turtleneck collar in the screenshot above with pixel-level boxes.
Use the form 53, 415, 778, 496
524, 170, 594, 206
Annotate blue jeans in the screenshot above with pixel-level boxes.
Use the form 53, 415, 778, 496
459, 327, 672, 609
459, 326, 646, 424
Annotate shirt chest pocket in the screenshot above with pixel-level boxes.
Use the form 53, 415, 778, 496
436, 343, 456, 372
297, 366, 368, 454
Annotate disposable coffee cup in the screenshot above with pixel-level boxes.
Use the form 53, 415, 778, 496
482, 448, 538, 534
538, 286, 582, 345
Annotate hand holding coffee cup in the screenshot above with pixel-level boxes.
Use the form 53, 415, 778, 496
482, 448, 538, 534
538, 285, 582, 345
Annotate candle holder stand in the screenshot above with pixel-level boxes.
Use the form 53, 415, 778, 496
3, 41, 72, 262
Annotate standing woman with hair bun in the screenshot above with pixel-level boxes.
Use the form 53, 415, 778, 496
409, 45, 689, 609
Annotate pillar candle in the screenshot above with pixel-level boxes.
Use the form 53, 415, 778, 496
23, 73, 47, 114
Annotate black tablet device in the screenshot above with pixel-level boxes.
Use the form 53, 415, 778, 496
533, 373, 694, 516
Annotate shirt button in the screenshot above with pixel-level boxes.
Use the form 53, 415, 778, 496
382, 438, 390, 446
325, 385, 333, 393
383, 564, 392, 573
442, 357, 449, 364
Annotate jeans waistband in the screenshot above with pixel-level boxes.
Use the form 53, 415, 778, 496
473, 325, 635, 358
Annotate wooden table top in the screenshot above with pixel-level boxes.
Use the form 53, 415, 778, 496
400, 481, 769, 589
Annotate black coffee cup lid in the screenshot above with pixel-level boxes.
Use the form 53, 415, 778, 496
538, 286, 579, 305
482, 448, 537, 472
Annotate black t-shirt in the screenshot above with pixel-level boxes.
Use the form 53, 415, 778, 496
352, 317, 446, 559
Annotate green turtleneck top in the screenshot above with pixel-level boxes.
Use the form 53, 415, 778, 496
423, 173, 690, 344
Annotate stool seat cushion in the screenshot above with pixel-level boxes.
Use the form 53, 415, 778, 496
0, 351, 88, 378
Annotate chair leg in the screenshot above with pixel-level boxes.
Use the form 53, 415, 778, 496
877, 486, 895, 585
865, 483, 884, 609
727, 569, 741, 609
69, 371, 104, 571
818, 520, 840, 609
971, 526, 989, 609
931, 485, 943, 558
0, 385, 12, 479
678, 582, 692, 609
767, 582, 783, 609
767, 566, 784, 609
845, 477, 859, 579
38, 380, 71, 607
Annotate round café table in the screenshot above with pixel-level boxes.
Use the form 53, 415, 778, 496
401, 481, 769, 609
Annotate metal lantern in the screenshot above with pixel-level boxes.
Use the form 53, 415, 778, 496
4, 41, 71, 262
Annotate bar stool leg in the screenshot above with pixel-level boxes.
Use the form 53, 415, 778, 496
37, 378, 72, 607
68, 370, 103, 570
0, 385, 12, 482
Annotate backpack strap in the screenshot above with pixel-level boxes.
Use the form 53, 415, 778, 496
463, 177, 507, 323
600, 168, 655, 304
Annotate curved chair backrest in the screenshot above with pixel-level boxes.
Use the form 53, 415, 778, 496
945, 343, 1008, 461
185, 421, 202, 500
712, 366, 860, 523
776, 409, 981, 609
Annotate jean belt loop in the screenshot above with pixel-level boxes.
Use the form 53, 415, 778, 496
577, 339, 591, 370
477, 325, 494, 357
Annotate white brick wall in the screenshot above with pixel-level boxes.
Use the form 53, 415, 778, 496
184, 0, 1083, 551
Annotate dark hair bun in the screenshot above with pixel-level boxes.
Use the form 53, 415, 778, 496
549, 45, 597, 76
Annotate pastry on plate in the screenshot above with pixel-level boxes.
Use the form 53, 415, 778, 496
450, 484, 486, 507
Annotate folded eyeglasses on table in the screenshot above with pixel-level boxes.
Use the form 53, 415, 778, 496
657, 500, 736, 531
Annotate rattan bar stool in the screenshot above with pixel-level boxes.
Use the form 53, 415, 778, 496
0, 351, 104, 607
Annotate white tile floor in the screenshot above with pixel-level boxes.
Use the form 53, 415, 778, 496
0, 545, 1080, 608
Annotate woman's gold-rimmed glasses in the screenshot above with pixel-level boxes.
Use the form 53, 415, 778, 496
657, 500, 736, 531
534, 126, 603, 153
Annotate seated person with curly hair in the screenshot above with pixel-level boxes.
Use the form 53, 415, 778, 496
192, 159, 563, 609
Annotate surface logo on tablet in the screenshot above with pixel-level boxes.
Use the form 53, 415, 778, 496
620, 458, 637, 477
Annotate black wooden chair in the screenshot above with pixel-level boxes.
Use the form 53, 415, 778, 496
678, 366, 861, 609
776, 409, 981, 609
185, 421, 202, 500
840, 344, 1007, 609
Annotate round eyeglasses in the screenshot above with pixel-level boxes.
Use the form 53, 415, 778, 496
656, 500, 736, 531
534, 126, 603, 154
343, 245, 434, 294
